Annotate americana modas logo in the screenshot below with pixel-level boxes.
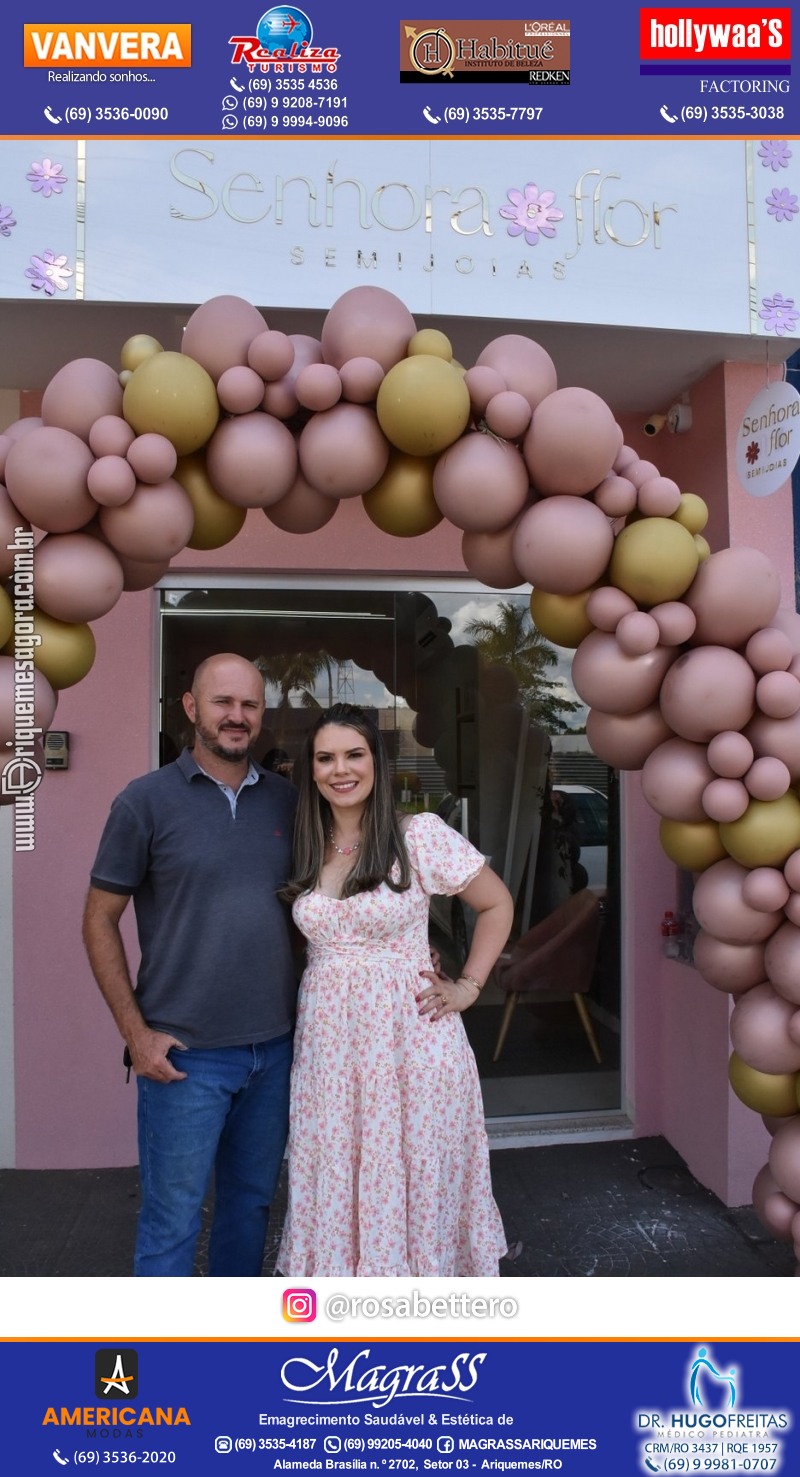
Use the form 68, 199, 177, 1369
95, 1349, 139, 1399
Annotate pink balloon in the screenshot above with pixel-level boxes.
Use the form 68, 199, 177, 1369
731, 982, 800, 1071
651, 601, 697, 647
264, 473, 339, 534
642, 737, 715, 821
693, 933, 767, 993
464, 365, 507, 417
764, 1113, 798, 1135
693, 858, 783, 944
126, 434, 178, 485
99, 479, 195, 561
745, 708, 800, 783
613, 444, 638, 474
461, 524, 523, 589
592, 474, 637, 518
742, 867, 791, 913
524, 388, 620, 496
321, 286, 416, 372
217, 366, 268, 416
785, 850, 800, 892
586, 587, 637, 632
182, 295, 266, 383
615, 610, 660, 656
294, 363, 343, 413
206, 411, 297, 508
786, 895, 800, 928
262, 335, 323, 419
769, 1117, 800, 1202
32, 533, 124, 623
0, 656, 57, 747
571, 631, 674, 716
752, 1163, 797, 1241
87, 455, 137, 507
707, 730, 754, 778
756, 670, 800, 719
701, 777, 750, 823
484, 390, 532, 440
89, 414, 136, 459
512, 497, 614, 595
4, 417, 43, 443
790, 1010, 800, 1046
745, 755, 791, 801
769, 606, 800, 656
637, 476, 682, 517
247, 329, 294, 381
0, 486, 32, 579
299, 404, 389, 499
41, 357, 123, 442
0, 433, 11, 482
4, 426, 95, 532
116, 551, 171, 592
660, 647, 756, 743
586, 705, 673, 769
434, 433, 529, 533
475, 334, 556, 411
746, 627, 793, 674
339, 357, 385, 404
625, 459, 660, 489
765, 921, 800, 1005
686, 547, 782, 648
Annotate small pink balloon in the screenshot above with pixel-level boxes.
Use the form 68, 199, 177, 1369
641, 737, 715, 822
769, 1117, 800, 1202
247, 329, 294, 381
182, 295, 266, 383
475, 334, 556, 411
513, 497, 614, 595
572, 631, 674, 716
651, 601, 697, 647
99, 479, 195, 562
731, 981, 800, 1071
756, 670, 800, 719
206, 411, 298, 508
299, 403, 389, 499
461, 523, 523, 589
295, 363, 343, 413
126, 433, 178, 485
524, 387, 620, 496
321, 286, 416, 372
615, 610, 660, 656
262, 334, 322, 420
484, 390, 532, 441
746, 708, 800, 783
613, 444, 638, 474
434, 433, 529, 533
746, 755, 792, 802
752, 1163, 797, 1242
786, 894, 800, 928
41, 357, 123, 442
87, 455, 137, 507
264, 472, 338, 534
592, 474, 637, 518
626, 459, 660, 489
586, 587, 637, 632
217, 365, 267, 416
707, 730, 754, 778
32, 532, 124, 623
89, 414, 136, 459
701, 777, 750, 823
116, 551, 171, 591
765, 921, 800, 1005
464, 365, 507, 417
686, 547, 782, 649
785, 850, 800, 892
660, 647, 756, 743
742, 867, 791, 913
746, 626, 793, 674
586, 705, 673, 770
339, 356, 385, 404
694, 933, 766, 993
768, 606, 800, 656
693, 858, 783, 944
636, 475, 682, 517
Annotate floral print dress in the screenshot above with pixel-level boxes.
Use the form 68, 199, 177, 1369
276, 812, 507, 1277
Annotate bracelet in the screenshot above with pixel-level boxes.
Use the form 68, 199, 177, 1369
457, 973, 483, 993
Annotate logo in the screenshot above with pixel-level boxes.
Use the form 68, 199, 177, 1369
229, 7, 340, 74
400, 19, 571, 85
23, 24, 192, 67
688, 1347, 736, 1410
281, 1348, 486, 1409
736, 381, 800, 498
283, 1288, 317, 1322
1, 754, 42, 797
639, 8, 791, 63
95, 1349, 139, 1399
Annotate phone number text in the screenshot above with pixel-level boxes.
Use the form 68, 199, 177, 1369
63, 107, 168, 122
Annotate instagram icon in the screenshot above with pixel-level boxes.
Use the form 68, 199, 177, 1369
283, 1288, 317, 1322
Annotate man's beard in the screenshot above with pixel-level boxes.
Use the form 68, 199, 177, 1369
194, 720, 254, 764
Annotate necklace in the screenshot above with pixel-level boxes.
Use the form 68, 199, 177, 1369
328, 829, 361, 857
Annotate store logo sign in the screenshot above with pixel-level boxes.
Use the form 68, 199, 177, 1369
23, 23, 192, 67
639, 8, 791, 61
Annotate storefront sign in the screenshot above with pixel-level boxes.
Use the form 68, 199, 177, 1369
736, 379, 800, 497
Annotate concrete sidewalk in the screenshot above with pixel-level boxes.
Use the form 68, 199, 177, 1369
0, 1137, 793, 1278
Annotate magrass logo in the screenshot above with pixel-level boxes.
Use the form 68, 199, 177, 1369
95, 1349, 139, 1399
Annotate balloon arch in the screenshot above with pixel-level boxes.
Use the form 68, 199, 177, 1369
3, 283, 800, 1261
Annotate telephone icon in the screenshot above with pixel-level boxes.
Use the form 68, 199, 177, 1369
53, 1452, 69, 1467
230, 76, 245, 92
44, 106, 63, 125
660, 104, 678, 123
422, 106, 441, 125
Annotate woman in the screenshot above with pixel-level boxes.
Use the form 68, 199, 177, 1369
276, 702, 514, 1277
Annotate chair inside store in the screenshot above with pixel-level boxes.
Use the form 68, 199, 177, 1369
492, 888, 604, 1066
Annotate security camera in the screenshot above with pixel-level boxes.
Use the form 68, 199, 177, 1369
667, 403, 692, 434
642, 413, 667, 437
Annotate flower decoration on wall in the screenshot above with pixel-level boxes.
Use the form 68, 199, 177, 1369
758, 292, 800, 336
26, 158, 68, 198
499, 182, 564, 246
758, 140, 792, 171
0, 204, 16, 238
745, 442, 760, 465
25, 249, 73, 295
766, 187, 798, 223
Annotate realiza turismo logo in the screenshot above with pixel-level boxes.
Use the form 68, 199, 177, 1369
229, 6, 340, 74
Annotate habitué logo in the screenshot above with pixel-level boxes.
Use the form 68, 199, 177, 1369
95, 1349, 139, 1399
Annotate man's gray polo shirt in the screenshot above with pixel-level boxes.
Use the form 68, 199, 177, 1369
90, 748, 298, 1049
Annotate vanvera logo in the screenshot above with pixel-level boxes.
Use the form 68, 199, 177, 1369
639, 8, 791, 61
281, 1348, 486, 1409
23, 23, 192, 67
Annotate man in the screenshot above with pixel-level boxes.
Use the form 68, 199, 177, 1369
83, 653, 298, 1277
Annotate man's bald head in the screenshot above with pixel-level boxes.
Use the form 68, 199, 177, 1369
183, 654, 265, 769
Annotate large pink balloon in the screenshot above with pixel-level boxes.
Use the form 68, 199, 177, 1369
512, 497, 613, 595
764, 922, 800, 1005
321, 287, 415, 372
523, 388, 620, 496
299, 404, 389, 499
4, 427, 95, 532
659, 647, 756, 742
641, 737, 715, 822
572, 631, 674, 716
0, 486, 32, 579
693, 933, 767, 993
182, 295, 266, 383
461, 524, 523, 589
205, 412, 297, 508
41, 357, 123, 442
769, 1117, 800, 1203
586, 705, 673, 769
433, 433, 528, 533
474, 334, 556, 411
731, 982, 800, 1072
692, 858, 783, 945
264, 473, 339, 534
0, 656, 57, 747
262, 335, 323, 420
752, 1163, 797, 1242
686, 547, 782, 648
32, 533, 124, 623
99, 479, 195, 561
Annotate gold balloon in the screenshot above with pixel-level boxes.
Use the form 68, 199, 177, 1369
530, 586, 595, 648
672, 492, 709, 535
609, 517, 699, 606
729, 1052, 799, 1116
122, 351, 219, 456
693, 534, 711, 562
407, 328, 453, 361
376, 355, 470, 457
0, 585, 13, 649
120, 334, 164, 373
659, 817, 727, 871
3, 607, 96, 690
174, 453, 247, 550
720, 794, 800, 869
362, 452, 442, 537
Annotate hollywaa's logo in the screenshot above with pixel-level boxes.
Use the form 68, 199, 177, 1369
229, 6, 339, 74
281, 1347, 486, 1410
639, 8, 791, 61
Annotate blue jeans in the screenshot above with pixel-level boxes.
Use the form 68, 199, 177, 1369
135, 1035, 292, 1277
